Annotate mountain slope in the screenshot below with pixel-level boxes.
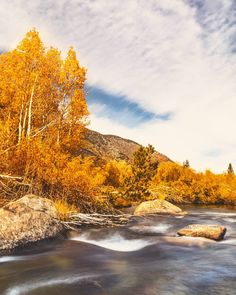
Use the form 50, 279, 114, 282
79, 129, 171, 163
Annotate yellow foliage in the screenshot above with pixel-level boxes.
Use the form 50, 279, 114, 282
53, 198, 78, 221
152, 162, 236, 205
104, 160, 132, 188
0, 29, 235, 210
0, 29, 96, 208
0, 29, 87, 151
61, 157, 106, 197
112, 197, 132, 208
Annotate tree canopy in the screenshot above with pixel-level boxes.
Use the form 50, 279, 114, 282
0, 29, 105, 209
0, 29, 88, 154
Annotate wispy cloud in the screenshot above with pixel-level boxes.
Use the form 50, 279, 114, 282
87, 86, 171, 127
0, 0, 235, 171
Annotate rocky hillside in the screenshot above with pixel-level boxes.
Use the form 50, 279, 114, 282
79, 129, 171, 163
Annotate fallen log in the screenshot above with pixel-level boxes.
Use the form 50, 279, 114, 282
63, 213, 132, 228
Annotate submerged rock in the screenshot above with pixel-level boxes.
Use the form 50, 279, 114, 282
163, 236, 215, 247
134, 199, 185, 216
0, 194, 63, 252
177, 224, 227, 241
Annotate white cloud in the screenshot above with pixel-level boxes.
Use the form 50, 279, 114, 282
0, 0, 235, 172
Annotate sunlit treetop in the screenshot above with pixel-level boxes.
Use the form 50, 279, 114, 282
0, 29, 88, 150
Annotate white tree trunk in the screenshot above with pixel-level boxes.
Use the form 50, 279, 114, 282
18, 99, 24, 143
22, 106, 28, 138
27, 75, 38, 140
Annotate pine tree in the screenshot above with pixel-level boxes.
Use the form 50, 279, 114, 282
123, 144, 158, 200
183, 160, 190, 168
227, 163, 234, 175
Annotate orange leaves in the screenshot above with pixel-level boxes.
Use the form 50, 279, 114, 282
59, 47, 88, 138
16, 29, 44, 61
152, 162, 236, 205
0, 29, 88, 148
59, 157, 106, 203
104, 160, 132, 188
0, 29, 92, 204
154, 162, 182, 182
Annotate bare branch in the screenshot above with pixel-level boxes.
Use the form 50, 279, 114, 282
0, 174, 23, 180
65, 213, 132, 227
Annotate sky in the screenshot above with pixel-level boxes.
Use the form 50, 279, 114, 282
0, 0, 235, 172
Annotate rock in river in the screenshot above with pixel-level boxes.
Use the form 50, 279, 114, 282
134, 199, 185, 216
177, 224, 227, 241
0, 194, 63, 252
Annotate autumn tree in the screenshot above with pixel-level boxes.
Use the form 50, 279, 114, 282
0, 29, 99, 206
0, 30, 87, 153
104, 160, 132, 188
151, 162, 236, 205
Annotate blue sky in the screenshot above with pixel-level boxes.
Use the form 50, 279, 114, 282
87, 86, 172, 127
0, 0, 235, 171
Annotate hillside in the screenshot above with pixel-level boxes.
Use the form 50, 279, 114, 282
79, 129, 171, 163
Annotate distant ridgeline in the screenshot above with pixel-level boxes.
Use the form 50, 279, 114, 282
78, 129, 171, 164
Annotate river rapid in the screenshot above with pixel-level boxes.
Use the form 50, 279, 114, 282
0, 206, 235, 295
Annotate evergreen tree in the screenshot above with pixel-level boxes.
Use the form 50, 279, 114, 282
123, 144, 158, 200
183, 160, 190, 168
227, 163, 234, 175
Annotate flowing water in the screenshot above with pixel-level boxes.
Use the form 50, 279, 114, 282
0, 207, 236, 295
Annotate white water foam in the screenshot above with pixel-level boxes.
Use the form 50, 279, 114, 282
146, 223, 171, 233
70, 233, 153, 252
196, 212, 236, 217
222, 218, 236, 223
220, 238, 236, 246
0, 253, 44, 264
0, 256, 28, 264
130, 223, 171, 234
4, 274, 97, 295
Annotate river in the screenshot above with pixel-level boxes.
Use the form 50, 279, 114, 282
0, 206, 235, 295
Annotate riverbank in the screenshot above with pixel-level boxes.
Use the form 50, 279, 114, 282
0, 195, 231, 253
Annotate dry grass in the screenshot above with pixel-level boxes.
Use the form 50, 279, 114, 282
53, 198, 79, 221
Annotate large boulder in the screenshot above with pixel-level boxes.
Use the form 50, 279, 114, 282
134, 199, 185, 216
177, 224, 227, 241
0, 194, 63, 252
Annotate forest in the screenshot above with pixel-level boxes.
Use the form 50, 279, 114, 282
0, 30, 235, 216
